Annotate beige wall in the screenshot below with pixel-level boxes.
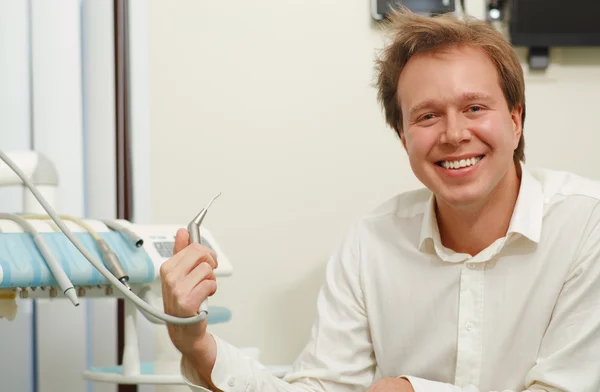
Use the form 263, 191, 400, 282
147, 0, 600, 366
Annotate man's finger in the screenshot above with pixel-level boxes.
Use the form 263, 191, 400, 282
161, 229, 189, 272
178, 262, 215, 295
173, 228, 189, 255
171, 245, 218, 279
189, 279, 218, 305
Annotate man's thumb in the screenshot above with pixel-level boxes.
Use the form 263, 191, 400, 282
173, 228, 190, 255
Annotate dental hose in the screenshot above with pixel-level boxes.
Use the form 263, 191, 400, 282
21, 214, 131, 290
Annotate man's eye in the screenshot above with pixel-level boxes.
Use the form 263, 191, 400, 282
469, 106, 482, 112
421, 114, 434, 121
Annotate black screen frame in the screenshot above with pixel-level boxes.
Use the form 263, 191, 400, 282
373, 0, 455, 20
509, 0, 600, 47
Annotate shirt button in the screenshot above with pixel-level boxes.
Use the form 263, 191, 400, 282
465, 322, 473, 331
228, 377, 235, 387
467, 263, 475, 269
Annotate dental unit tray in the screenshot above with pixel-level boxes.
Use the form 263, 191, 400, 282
0, 231, 154, 289
0, 219, 233, 295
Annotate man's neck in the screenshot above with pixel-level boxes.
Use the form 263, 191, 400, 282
435, 163, 521, 256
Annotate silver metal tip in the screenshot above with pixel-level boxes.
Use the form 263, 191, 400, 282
208, 192, 221, 206
191, 192, 222, 226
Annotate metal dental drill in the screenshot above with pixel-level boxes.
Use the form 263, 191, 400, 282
187, 192, 221, 316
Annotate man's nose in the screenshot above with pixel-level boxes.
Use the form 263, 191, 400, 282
439, 114, 471, 146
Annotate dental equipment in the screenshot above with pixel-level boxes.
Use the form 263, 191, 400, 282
22, 214, 131, 290
188, 191, 221, 315
0, 150, 213, 325
102, 218, 144, 247
0, 212, 79, 306
0, 150, 294, 386
0, 216, 234, 385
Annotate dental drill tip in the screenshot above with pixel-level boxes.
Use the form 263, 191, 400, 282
191, 192, 223, 226
200, 192, 222, 219
64, 287, 80, 306
206, 192, 222, 209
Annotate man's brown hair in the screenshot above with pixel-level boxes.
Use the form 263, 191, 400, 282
375, 8, 526, 162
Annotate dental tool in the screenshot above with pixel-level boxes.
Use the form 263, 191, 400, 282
102, 219, 144, 248
21, 214, 131, 290
188, 192, 221, 315
0, 150, 211, 325
0, 213, 79, 306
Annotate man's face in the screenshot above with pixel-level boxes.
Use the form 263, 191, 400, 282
398, 45, 522, 208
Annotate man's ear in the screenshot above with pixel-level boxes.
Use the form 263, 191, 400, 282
511, 105, 523, 149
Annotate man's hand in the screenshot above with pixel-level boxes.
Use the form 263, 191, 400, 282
366, 377, 415, 392
160, 228, 218, 358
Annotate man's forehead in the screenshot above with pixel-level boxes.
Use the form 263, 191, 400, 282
398, 45, 496, 84
408, 44, 490, 62
397, 46, 500, 107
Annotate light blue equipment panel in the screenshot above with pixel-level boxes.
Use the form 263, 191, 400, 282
0, 232, 154, 288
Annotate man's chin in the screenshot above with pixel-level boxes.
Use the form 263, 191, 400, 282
432, 186, 485, 209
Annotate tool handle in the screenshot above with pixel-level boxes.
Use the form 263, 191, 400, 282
187, 221, 209, 316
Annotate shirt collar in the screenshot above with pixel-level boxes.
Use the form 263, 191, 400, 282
506, 162, 544, 243
418, 194, 440, 253
418, 162, 544, 253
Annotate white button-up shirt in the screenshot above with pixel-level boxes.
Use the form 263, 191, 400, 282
182, 164, 600, 392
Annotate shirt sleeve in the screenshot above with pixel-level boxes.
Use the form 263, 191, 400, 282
401, 204, 600, 392
181, 224, 377, 392
181, 334, 311, 392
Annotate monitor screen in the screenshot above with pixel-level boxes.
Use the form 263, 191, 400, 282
373, 0, 455, 20
509, 0, 600, 46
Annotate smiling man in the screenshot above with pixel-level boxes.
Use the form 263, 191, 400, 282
161, 8, 600, 392
394, 43, 523, 258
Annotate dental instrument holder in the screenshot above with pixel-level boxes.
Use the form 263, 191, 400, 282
187, 192, 221, 316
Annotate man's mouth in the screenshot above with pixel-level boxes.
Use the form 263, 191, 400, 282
435, 155, 484, 170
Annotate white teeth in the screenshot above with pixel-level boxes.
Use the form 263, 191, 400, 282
440, 156, 482, 170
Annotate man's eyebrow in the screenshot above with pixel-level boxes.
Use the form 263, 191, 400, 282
408, 92, 495, 118
460, 92, 494, 103
408, 99, 438, 118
